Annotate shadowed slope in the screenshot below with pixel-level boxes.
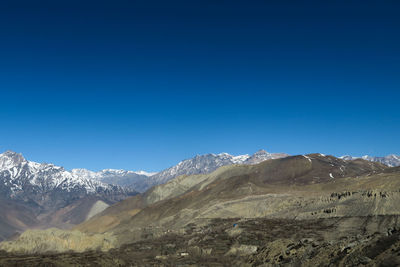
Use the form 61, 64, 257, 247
0, 199, 39, 241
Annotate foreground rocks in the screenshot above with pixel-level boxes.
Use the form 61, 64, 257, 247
1, 216, 400, 266
0, 228, 116, 254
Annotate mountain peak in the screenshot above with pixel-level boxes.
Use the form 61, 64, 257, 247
0, 150, 26, 170
134, 170, 157, 176
147, 149, 289, 190
253, 149, 268, 155
1, 150, 24, 159
217, 152, 231, 157
341, 154, 400, 167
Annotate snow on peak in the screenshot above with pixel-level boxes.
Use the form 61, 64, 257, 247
303, 155, 312, 162
215, 152, 251, 163
134, 170, 157, 176
0, 150, 26, 170
0, 150, 127, 196
340, 154, 400, 167
232, 154, 251, 164
71, 168, 100, 180
254, 149, 268, 155
147, 149, 289, 189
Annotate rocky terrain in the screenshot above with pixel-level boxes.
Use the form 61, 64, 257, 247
76, 154, 389, 239
0, 149, 287, 240
136, 149, 289, 191
33, 150, 399, 195
1, 153, 400, 266
1, 216, 400, 266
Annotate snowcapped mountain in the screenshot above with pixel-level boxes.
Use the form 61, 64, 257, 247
0, 150, 139, 240
70, 168, 156, 192
71, 168, 155, 181
242, 149, 289, 165
146, 149, 289, 188
0, 150, 135, 203
55, 149, 288, 193
340, 154, 400, 167
0, 149, 286, 238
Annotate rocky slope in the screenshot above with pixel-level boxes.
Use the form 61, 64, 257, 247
2, 155, 400, 266
0, 228, 117, 254
0, 198, 39, 241
67, 149, 287, 193
76, 154, 389, 241
4, 216, 399, 266
145, 149, 289, 190
0, 148, 287, 239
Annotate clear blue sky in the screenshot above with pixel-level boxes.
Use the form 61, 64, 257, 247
0, 0, 399, 172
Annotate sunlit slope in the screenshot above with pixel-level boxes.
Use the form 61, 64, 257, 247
77, 154, 389, 239
3, 154, 397, 253
76, 164, 256, 233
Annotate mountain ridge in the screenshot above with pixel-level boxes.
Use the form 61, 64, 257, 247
144, 149, 289, 191
2, 150, 399, 195
76, 153, 389, 239
0, 150, 137, 241
340, 154, 400, 167
2, 153, 400, 266
0, 151, 133, 196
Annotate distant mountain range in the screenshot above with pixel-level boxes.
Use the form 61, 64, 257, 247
1, 149, 400, 262
0, 149, 287, 240
340, 154, 400, 167
0, 151, 135, 200
145, 149, 289, 191
75, 153, 390, 251
70, 168, 156, 192
63, 149, 289, 192
2, 150, 399, 196
0, 150, 137, 240
74, 150, 398, 192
